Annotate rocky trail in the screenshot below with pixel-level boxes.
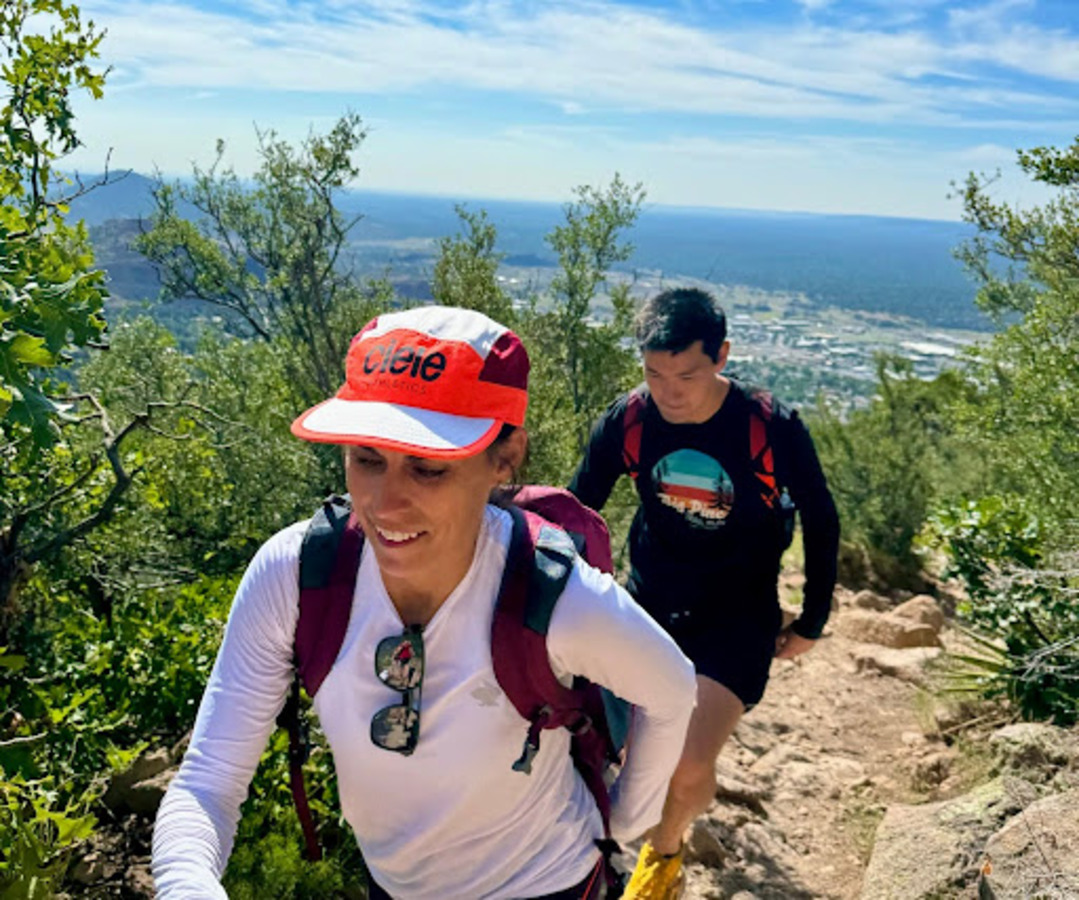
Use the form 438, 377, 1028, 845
656, 587, 1079, 900
77, 588, 1079, 899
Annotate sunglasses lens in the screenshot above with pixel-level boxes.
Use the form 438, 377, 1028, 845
371, 704, 419, 755
375, 632, 424, 691
372, 626, 424, 755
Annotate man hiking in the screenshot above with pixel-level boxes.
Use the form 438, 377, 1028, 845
569, 287, 840, 899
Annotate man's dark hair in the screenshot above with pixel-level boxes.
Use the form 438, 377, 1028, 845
635, 288, 727, 362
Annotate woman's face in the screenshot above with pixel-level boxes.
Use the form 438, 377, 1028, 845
344, 437, 520, 609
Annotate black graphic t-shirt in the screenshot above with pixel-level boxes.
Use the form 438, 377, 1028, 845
569, 381, 839, 637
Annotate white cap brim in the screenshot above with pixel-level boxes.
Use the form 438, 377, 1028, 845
291, 398, 502, 458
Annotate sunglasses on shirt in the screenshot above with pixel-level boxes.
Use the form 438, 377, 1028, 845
370, 625, 424, 756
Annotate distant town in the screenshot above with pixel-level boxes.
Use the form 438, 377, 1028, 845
493, 265, 981, 413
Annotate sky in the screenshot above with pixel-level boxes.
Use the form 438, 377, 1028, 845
66, 0, 1079, 221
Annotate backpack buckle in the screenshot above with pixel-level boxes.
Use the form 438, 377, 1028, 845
512, 705, 552, 775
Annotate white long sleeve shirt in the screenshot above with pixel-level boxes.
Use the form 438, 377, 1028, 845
153, 505, 696, 899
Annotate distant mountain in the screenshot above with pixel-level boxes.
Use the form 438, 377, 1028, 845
70, 175, 985, 330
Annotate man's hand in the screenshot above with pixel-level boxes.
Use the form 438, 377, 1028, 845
774, 626, 817, 659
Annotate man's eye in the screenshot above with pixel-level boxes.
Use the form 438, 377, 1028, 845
353, 454, 382, 469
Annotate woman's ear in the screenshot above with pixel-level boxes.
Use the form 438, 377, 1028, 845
493, 428, 528, 482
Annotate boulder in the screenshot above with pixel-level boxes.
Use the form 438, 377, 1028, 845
988, 723, 1079, 773
860, 778, 1024, 899
890, 595, 945, 632
834, 610, 942, 649
981, 789, 1079, 899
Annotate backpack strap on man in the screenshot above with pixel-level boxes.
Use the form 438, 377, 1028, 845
621, 386, 648, 480
747, 387, 781, 509
278, 494, 364, 861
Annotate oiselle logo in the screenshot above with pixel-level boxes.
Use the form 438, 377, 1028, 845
362, 338, 447, 382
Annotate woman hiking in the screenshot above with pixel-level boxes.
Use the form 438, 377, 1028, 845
152, 305, 696, 899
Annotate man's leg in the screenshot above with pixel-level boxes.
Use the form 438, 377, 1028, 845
623, 676, 745, 899
649, 675, 744, 855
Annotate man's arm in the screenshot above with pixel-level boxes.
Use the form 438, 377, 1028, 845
782, 411, 840, 641
567, 396, 628, 513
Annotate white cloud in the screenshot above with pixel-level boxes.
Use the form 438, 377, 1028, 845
80, 0, 1079, 126
65, 0, 1078, 219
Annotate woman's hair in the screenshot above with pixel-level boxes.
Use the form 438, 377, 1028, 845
487, 425, 528, 507
635, 287, 727, 362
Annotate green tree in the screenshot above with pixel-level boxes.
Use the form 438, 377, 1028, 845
431, 205, 515, 325
135, 113, 393, 405
927, 138, 1079, 721
0, 0, 108, 446
810, 356, 977, 587
524, 175, 644, 482
953, 139, 1079, 522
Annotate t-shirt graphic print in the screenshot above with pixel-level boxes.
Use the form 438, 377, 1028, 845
651, 449, 733, 529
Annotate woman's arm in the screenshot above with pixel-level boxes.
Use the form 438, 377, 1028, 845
152, 524, 304, 897
546, 563, 696, 843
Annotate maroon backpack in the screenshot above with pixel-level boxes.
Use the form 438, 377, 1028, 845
277, 486, 630, 888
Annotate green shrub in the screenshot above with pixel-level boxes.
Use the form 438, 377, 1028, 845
931, 497, 1079, 723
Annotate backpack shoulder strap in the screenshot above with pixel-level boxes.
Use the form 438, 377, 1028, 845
745, 385, 782, 509
296, 495, 364, 696
280, 494, 364, 862
621, 385, 649, 481
491, 507, 589, 774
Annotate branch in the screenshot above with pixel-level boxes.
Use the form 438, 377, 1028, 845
49, 150, 132, 209
0, 733, 47, 750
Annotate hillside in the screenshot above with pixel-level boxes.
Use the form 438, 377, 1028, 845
73, 176, 986, 332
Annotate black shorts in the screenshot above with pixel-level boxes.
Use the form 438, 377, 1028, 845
630, 580, 781, 709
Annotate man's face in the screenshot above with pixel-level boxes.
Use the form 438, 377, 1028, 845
643, 339, 729, 424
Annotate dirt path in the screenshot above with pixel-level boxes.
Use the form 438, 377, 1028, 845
669, 598, 951, 900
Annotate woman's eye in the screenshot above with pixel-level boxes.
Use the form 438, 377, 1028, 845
352, 454, 383, 469
413, 466, 447, 481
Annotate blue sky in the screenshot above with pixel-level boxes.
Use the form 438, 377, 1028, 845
67, 0, 1079, 220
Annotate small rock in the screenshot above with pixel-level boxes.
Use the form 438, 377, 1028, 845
851, 589, 890, 612
102, 748, 174, 813
685, 819, 730, 868
125, 768, 176, 817
834, 609, 942, 649
891, 594, 945, 631
911, 752, 954, 790
850, 644, 941, 684
71, 852, 118, 885
989, 722, 1079, 772
124, 861, 155, 898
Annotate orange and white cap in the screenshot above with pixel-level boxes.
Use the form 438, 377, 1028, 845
291, 306, 529, 458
